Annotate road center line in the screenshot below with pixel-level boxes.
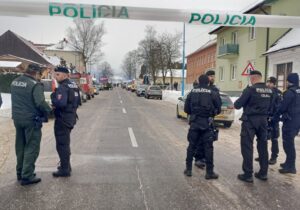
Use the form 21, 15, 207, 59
122, 108, 127, 114
128, 127, 138, 148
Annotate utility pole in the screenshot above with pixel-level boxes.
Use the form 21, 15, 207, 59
181, 23, 186, 96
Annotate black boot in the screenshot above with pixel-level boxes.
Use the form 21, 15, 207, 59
268, 158, 277, 165
280, 162, 287, 168
17, 173, 36, 181
237, 174, 253, 183
205, 171, 219, 180
53, 169, 71, 177
254, 172, 268, 181
279, 168, 297, 174
194, 160, 205, 169
183, 169, 192, 177
21, 177, 41, 186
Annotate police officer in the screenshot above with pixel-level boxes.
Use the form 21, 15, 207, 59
255, 77, 282, 165
11, 64, 52, 185
194, 70, 221, 169
275, 73, 300, 174
51, 66, 80, 177
234, 70, 273, 182
184, 74, 221, 179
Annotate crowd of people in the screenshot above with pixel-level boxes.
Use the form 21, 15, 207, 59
184, 70, 300, 182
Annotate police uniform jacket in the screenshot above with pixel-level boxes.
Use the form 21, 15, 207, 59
234, 83, 273, 118
51, 79, 80, 128
277, 85, 300, 123
11, 74, 51, 121
184, 84, 222, 129
271, 87, 282, 116
0, 93, 2, 108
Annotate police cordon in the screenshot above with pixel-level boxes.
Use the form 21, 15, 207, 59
1, 1, 300, 28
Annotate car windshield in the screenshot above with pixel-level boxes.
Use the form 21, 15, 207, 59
150, 86, 161, 90
221, 95, 233, 107
41, 81, 52, 92
139, 85, 148, 89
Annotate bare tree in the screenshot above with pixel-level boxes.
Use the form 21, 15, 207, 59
67, 19, 106, 72
138, 26, 160, 84
162, 32, 182, 87
122, 50, 140, 80
98, 61, 114, 79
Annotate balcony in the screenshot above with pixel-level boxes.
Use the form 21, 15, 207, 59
218, 44, 239, 59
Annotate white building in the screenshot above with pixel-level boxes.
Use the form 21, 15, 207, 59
265, 28, 300, 90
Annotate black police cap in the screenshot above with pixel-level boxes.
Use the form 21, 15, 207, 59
55, 66, 70, 74
27, 64, 42, 72
267, 76, 277, 84
206, 70, 215, 76
250, 70, 262, 76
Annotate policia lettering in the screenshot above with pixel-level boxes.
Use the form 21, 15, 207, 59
189, 13, 256, 26
49, 3, 129, 19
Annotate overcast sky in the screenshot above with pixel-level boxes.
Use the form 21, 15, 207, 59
0, 0, 259, 73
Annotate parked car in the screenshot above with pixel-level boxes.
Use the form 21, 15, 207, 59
136, 85, 148, 97
176, 91, 235, 128
145, 85, 162, 100
41, 79, 54, 106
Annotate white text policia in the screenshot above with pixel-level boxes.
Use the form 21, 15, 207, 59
189, 13, 256, 26
49, 3, 129, 19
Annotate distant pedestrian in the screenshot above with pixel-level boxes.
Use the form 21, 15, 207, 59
11, 64, 52, 186
174, 82, 178, 91
275, 73, 300, 174
234, 70, 273, 183
51, 66, 80, 177
192, 80, 198, 89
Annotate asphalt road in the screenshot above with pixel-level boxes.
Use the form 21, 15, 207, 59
0, 88, 300, 210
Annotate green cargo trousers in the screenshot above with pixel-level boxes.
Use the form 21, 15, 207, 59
14, 120, 42, 180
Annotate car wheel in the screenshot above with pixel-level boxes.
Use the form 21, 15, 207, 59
92, 94, 94, 98
224, 121, 233, 128
87, 95, 91, 100
160, 96, 162, 100
176, 105, 181, 118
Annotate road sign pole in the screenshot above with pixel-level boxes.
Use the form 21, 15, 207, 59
181, 22, 185, 97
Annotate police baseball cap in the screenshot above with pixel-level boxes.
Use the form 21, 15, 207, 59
55, 66, 70, 74
250, 70, 262, 76
26, 64, 42, 72
206, 70, 215, 76
267, 76, 277, 84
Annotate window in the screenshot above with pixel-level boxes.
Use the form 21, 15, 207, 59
249, 27, 256, 40
220, 37, 226, 46
219, 67, 224, 81
232, 31, 238, 44
231, 64, 237, 80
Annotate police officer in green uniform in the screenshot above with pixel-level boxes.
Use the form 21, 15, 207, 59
11, 64, 52, 186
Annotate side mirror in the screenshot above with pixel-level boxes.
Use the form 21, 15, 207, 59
178, 97, 183, 101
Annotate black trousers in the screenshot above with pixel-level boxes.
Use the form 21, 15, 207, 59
54, 119, 72, 171
282, 120, 299, 170
186, 128, 214, 173
241, 116, 268, 176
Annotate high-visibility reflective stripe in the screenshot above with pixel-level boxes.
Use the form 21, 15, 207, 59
0, 1, 300, 28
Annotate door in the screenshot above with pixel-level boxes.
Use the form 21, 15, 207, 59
276, 62, 293, 91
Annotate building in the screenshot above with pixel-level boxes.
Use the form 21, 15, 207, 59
209, 0, 300, 95
44, 38, 85, 73
186, 39, 217, 86
0, 30, 55, 77
156, 69, 186, 86
264, 28, 300, 90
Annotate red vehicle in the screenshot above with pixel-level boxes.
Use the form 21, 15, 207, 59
69, 73, 91, 102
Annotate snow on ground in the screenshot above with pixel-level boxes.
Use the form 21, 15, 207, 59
0, 93, 11, 118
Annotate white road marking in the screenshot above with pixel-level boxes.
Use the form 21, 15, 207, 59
128, 127, 138, 148
122, 108, 127, 114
